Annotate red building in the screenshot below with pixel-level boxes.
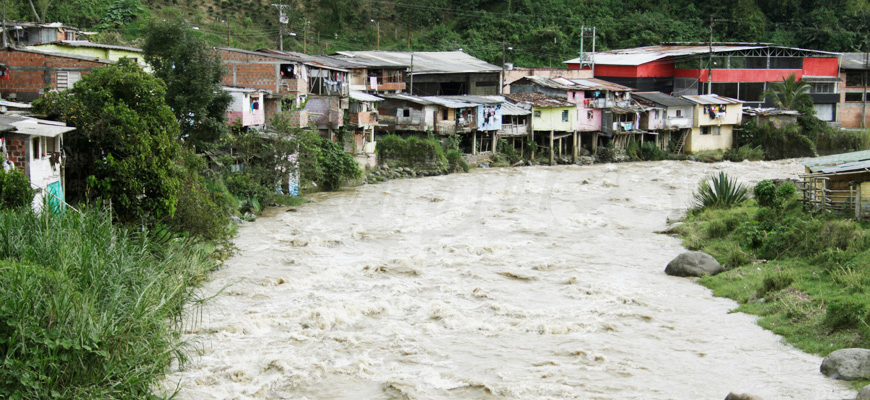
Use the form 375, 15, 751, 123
565, 44, 841, 122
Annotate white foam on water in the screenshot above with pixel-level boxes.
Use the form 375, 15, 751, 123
158, 160, 855, 400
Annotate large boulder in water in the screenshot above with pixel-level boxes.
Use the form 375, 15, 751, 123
857, 385, 870, 400
821, 348, 870, 380
665, 251, 724, 277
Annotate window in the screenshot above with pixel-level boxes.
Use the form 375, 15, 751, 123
809, 83, 835, 94
562, 110, 569, 122
846, 71, 866, 87
701, 126, 710, 135
587, 110, 594, 120
770, 57, 802, 69
700, 126, 721, 135
712, 126, 721, 135
846, 93, 864, 102
280, 64, 295, 79
56, 71, 81, 90
442, 109, 448, 120
741, 82, 766, 102
712, 83, 739, 99
402, 109, 410, 117
675, 109, 682, 117
534, 110, 541, 118
32, 137, 40, 159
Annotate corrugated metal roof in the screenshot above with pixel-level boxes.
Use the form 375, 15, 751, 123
422, 96, 479, 108
499, 101, 531, 116
681, 94, 742, 105
0, 115, 74, 138
841, 53, 870, 70
222, 85, 269, 93
813, 160, 870, 174
349, 90, 383, 102
803, 150, 870, 171
43, 40, 142, 53
632, 92, 694, 107
258, 49, 353, 71
378, 93, 436, 105
332, 51, 501, 75
504, 92, 573, 107
568, 78, 634, 91
439, 95, 503, 105
565, 44, 839, 66
514, 76, 632, 91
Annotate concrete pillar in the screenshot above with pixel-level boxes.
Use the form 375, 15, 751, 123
549, 130, 555, 166
572, 131, 578, 163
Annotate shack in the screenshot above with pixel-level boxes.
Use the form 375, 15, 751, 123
801, 150, 870, 218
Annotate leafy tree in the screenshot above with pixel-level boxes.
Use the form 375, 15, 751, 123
761, 73, 813, 111
33, 58, 182, 225
0, 169, 35, 209
143, 19, 232, 150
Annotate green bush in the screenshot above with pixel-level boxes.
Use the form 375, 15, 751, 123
497, 139, 522, 164
640, 141, 669, 161
825, 298, 869, 331
0, 209, 213, 398
692, 150, 725, 163
319, 137, 362, 190
376, 134, 447, 170
446, 149, 470, 172
693, 172, 749, 209
0, 169, 34, 209
725, 144, 764, 161
754, 180, 778, 207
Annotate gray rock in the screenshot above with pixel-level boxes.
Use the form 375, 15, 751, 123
229, 216, 246, 225
821, 348, 870, 380
724, 393, 762, 400
665, 251, 724, 277
856, 384, 870, 400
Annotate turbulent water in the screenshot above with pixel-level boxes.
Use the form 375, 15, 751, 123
159, 160, 856, 400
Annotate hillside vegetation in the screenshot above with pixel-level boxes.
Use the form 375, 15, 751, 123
8, 0, 870, 67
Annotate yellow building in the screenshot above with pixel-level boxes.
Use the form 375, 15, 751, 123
681, 94, 743, 153
27, 41, 149, 72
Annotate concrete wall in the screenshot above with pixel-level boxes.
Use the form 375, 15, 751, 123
686, 124, 735, 153
532, 107, 576, 132
568, 90, 602, 131
693, 103, 742, 127
227, 91, 266, 127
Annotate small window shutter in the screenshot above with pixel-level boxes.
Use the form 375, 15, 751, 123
57, 71, 82, 90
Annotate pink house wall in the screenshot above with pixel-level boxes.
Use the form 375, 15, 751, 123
568, 90, 602, 131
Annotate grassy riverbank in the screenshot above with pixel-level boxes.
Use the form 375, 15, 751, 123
0, 209, 216, 398
671, 182, 870, 385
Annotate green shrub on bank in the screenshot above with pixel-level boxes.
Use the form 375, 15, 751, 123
446, 149, 470, 172
376, 134, 447, 170
0, 169, 34, 209
692, 172, 749, 209
724, 145, 764, 162
640, 141, 669, 161
0, 209, 213, 398
677, 196, 870, 355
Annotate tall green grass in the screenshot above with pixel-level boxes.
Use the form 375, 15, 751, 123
0, 209, 214, 399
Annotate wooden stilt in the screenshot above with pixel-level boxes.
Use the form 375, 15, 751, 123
550, 130, 555, 166
573, 131, 578, 163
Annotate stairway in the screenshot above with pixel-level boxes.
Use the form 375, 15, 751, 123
673, 130, 688, 154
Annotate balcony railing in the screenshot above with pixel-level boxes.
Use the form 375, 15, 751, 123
664, 117, 691, 129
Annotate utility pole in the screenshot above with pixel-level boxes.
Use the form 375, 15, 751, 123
863, 51, 868, 129
2, 0, 6, 48
272, 3, 290, 51
501, 42, 512, 95
707, 17, 728, 95
371, 19, 380, 50
409, 53, 414, 95
579, 26, 596, 73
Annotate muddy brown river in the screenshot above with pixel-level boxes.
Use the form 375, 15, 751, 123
159, 160, 856, 399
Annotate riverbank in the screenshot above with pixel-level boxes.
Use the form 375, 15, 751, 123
159, 160, 854, 399
670, 184, 870, 389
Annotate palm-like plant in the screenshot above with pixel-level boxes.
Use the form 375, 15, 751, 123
761, 73, 813, 110
693, 171, 750, 209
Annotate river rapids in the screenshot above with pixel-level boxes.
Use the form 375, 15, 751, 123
159, 160, 856, 400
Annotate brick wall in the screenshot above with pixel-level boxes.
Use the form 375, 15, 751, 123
219, 49, 304, 96
840, 104, 870, 129
0, 49, 106, 101
4, 134, 28, 171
